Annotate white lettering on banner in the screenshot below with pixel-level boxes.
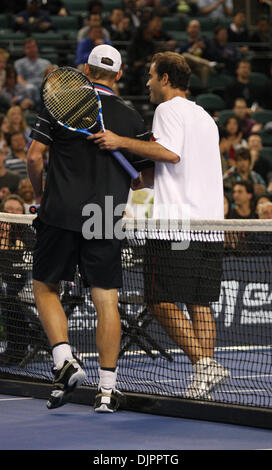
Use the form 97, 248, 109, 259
212, 281, 272, 327
211, 280, 239, 327
243, 283, 271, 307
241, 309, 272, 325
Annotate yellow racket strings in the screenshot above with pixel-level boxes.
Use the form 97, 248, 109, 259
43, 68, 99, 129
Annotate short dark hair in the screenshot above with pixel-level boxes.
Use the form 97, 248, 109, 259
151, 52, 191, 91
235, 148, 251, 162
233, 180, 254, 196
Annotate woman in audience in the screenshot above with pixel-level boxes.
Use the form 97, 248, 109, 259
220, 115, 247, 169
6, 105, 31, 140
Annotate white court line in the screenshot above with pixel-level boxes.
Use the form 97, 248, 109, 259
0, 397, 33, 402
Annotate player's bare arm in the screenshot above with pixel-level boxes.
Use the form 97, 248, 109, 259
27, 139, 46, 204
89, 130, 180, 163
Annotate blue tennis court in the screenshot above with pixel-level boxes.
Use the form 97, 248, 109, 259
0, 393, 272, 450
1, 345, 272, 408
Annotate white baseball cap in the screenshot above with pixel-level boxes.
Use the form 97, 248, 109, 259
88, 45, 122, 72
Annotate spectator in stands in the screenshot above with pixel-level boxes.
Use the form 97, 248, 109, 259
227, 180, 257, 219
125, 25, 157, 94
176, 0, 199, 15
0, 193, 37, 366
6, 105, 31, 141
122, 0, 143, 29
0, 49, 9, 92
17, 178, 36, 214
227, 10, 249, 43
109, 14, 133, 42
0, 194, 25, 215
13, 0, 56, 34
198, 0, 233, 19
0, 114, 10, 146
262, 62, 272, 110
247, 133, 272, 189
0, 143, 20, 197
75, 26, 112, 67
224, 60, 263, 109
40, 0, 69, 16
87, 0, 104, 15
147, 14, 176, 51
255, 194, 272, 218
233, 97, 262, 139
258, 201, 272, 219
250, 15, 272, 45
77, 13, 110, 43
106, 8, 125, 39
220, 115, 247, 168
223, 148, 266, 199
0, 66, 34, 112
14, 38, 51, 106
5, 131, 28, 179
179, 19, 223, 87
208, 26, 241, 75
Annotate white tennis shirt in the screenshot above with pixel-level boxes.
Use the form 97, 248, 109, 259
152, 96, 224, 221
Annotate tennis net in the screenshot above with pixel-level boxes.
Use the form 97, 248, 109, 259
1, 213, 272, 425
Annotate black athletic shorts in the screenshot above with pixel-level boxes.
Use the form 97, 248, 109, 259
144, 239, 223, 306
32, 217, 122, 288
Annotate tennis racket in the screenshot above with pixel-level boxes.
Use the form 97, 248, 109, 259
41, 66, 139, 180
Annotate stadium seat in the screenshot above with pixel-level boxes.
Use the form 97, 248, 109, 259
102, 0, 123, 12
32, 32, 63, 41
162, 16, 183, 31
51, 15, 79, 31
249, 72, 268, 87
193, 16, 217, 31
216, 17, 232, 28
260, 147, 272, 161
252, 110, 272, 125
0, 30, 25, 40
40, 53, 59, 64
63, 0, 88, 13
196, 93, 226, 112
260, 129, 272, 147
0, 14, 9, 28
217, 109, 235, 127
169, 31, 188, 42
189, 74, 204, 94
206, 73, 234, 93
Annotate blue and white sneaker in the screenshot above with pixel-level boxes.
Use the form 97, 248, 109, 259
47, 359, 86, 409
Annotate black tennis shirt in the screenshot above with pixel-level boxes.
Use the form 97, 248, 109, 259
30, 84, 150, 233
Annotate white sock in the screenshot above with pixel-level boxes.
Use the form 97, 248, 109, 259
98, 368, 117, 392
52, 343, 74, 368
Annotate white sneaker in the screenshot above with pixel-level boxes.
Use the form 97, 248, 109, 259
184, 357, 230, 399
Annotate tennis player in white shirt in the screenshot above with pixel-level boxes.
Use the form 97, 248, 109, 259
91, 51, 230, 399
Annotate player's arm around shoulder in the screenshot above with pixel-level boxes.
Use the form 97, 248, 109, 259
89, 130, 180, 164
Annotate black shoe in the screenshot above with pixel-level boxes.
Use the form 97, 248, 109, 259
47, 359, 86, 409
94, 388, 125, 413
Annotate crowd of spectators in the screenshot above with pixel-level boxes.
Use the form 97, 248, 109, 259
0, 0, 272, 223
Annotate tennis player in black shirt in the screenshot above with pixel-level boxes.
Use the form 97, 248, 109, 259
27, 45, 147, 412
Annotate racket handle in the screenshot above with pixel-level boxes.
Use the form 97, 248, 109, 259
111, 150, 139, 180
29, 204, 40, 214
